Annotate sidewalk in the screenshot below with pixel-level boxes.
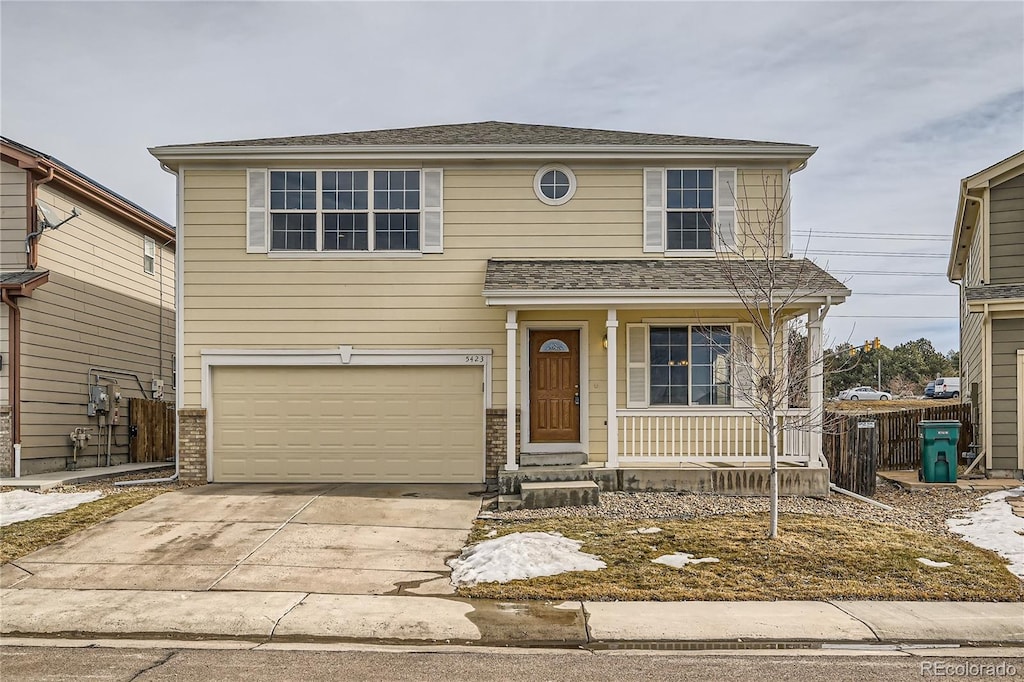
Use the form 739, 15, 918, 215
1, 589, 1021, 647
0, 463, 172, 491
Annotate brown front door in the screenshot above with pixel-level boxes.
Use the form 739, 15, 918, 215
529, 330, 581, 442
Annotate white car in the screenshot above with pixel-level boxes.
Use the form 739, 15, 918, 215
838, 386, 892, 401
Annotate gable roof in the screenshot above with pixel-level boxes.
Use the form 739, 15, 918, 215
157, 121, 807, 149
1, 137, 175, 244
483, 258, 850, 305
948, 149, 1024, 281
150, 122, 817, 168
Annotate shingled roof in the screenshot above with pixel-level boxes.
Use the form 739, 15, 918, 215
965, 284, 1024, 301
158, 121, 809, 150
484, 259, 850, 295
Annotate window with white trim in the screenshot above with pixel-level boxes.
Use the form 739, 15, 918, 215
265, 169, 431, 252
628, 324, 738, 407
643, 167, 737, 254
143, 235, 156, 275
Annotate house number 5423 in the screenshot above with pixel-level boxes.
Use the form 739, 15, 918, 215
464, 355, 485, 363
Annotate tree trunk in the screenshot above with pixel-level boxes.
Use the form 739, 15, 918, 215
768, 417, 779, 538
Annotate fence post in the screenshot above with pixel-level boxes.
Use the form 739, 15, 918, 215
843, 416, 878, 496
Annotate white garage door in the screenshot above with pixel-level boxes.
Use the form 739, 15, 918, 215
211, 365, 484, 483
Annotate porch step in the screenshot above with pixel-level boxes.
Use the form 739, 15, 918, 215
521, 480, 599, 510
499, 465, 617, 495
497, 494, 523, 512
519, 452, 588, 467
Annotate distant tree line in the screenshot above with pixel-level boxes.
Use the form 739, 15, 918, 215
823, 337, 958, 398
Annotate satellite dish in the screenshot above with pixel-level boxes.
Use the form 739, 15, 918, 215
36, 199, 79, 230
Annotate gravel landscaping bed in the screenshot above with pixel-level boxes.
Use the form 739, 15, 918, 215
488, 478, 991, 538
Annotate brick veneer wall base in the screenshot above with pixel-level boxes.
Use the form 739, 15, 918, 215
485, 408, 521, 482
0, 405, 11, 478
178, 408, 208, 484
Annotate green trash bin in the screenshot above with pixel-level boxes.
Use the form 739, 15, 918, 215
918, 420, 960, 483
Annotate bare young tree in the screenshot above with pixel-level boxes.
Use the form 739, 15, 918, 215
710, 170, 849, 538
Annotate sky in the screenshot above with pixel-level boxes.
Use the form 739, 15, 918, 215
2, 1, 1022, 353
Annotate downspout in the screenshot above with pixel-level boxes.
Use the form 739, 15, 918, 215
27, 166, 55, 270
2, 289, 21, 477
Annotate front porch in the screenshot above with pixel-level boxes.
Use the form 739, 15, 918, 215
484, 258, 850, 509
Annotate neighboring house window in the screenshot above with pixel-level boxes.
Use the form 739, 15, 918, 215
268, 170, 422, 252
534, 165, 577, 206
635, 325, 732, 406
143, 236, 156, 274
666, 170, 714, 250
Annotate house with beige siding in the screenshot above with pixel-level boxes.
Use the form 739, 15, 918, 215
948, 150, 1024, 479
150, 122, 849, 506
1, 138, 175, 476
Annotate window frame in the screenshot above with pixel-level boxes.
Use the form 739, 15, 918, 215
267, 169, 425, 255
143, 235, 156, 275
630, 322, 737, 408
533, 164, 577, 206
664, 167, 716, 254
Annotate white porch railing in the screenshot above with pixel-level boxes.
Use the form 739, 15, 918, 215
617, 409, 814, 464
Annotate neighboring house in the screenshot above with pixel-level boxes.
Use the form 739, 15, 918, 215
150, 122, 849, 499
948, 150, 1024, 479
1, 138, 175, 476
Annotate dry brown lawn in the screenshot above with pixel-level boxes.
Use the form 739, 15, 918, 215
459, 514, 1023, 602
1, 488, 167, 564
828, 398, 960, 412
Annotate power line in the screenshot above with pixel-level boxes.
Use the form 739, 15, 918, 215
853, 292, 954, 297
830, 270, 948, 277
794, 232, 947, 242
793, 230, 948, 240
830, 315, 958, 319
806, 250, 947, 258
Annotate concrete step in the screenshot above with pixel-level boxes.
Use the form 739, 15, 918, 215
520, 480, 599, 509
499, 465, 617, 495
497, 494, 523, 512
519, 452, 588, 467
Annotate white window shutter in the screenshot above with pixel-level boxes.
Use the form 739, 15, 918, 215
627, 324, 648, 408
733, 323, 755, 407
246, 169, 268, 254
643, 168, 664, 253
421, 168, 444, 253
716, 167, 737, 252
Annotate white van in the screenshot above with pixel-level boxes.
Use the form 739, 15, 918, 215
933, 377, 961, 399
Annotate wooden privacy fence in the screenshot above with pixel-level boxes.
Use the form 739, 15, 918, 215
129, 398, 175, 463
824, 403, 973, 496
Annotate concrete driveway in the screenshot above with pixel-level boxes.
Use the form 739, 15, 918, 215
3, 483, 483, 596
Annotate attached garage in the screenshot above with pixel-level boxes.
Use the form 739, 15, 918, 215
210, 364, 484, 483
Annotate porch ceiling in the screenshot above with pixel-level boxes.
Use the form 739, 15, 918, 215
483, 259, 850, 308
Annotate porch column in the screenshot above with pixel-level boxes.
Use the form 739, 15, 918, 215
807, 307, 824, 467
505, 309, 518, 471
606, 309, 619, 468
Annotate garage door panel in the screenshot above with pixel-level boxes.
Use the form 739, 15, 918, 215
212, 365, 483, 483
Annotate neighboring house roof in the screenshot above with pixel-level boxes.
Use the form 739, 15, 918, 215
1, 137, 175, 244
948, 149, 1024, 281
964, 284, 1024, 301
483, 259, 850, 299
150, 121, 817, 167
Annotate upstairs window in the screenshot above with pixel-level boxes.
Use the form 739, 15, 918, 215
143, 236, 156, 274
666, 170, 714, 250
258, 169, 441, 254
643, 167, 737, 254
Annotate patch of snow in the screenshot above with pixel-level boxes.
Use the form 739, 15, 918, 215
485, 529, 498, 538
1, 490, 104, 526
917, 558, 952, 568
946, 487, 1024, 579
652, 552, 720, 568
448, 531, 606, 586
626, 526, 662, 535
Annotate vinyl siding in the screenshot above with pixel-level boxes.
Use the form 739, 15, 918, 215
960, 219, 985, 436
0, 304, 8, 405
988, 171, 1024, 285
737, 169, 786, 257
990, 317, 1024, 471
180, 162, 789, 419
1, 160, 28, 270
17, 183, 174, 472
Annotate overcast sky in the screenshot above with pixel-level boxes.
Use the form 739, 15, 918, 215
2, 1, 1022, 353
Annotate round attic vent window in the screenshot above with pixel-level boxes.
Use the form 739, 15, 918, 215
534, 165, 576, 206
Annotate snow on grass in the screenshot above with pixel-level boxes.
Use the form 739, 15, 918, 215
917, 558, 952, 568
626, 527, 662, 535
448, 531, 606, 586
1, 490, 104, 526
652, 552, 720, 568
947, 487, 1024, 579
